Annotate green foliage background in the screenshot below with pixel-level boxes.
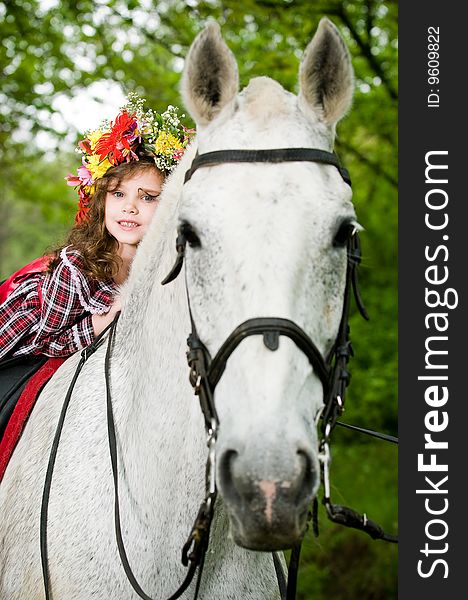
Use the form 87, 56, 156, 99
0, 1, 397, 597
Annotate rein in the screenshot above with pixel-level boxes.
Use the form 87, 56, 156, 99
40, 317, 208, 600
40, 321, 117, 599
40, 147, 397, 600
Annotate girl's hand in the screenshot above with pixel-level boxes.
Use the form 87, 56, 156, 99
91, 296, 122, 337
110, 296, 122, 316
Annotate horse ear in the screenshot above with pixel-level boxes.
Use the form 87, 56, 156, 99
181, 22, 239, 126
298, 18, 354, 126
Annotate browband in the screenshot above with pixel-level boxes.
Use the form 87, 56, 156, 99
184, 148, 352, 186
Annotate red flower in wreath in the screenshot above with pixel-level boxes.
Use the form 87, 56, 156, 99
95, 111, 139, 165
75, 187, 92, 225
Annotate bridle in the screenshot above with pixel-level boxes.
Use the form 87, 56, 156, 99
40, 147, 397, 600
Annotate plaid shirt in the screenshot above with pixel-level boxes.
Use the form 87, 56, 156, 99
0, 247, 116, 360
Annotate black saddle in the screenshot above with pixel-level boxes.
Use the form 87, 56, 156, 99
0, 355, 48, 442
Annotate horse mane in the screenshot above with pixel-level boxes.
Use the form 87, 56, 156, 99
241, 76, 293, 121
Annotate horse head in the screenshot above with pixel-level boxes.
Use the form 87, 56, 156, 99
178, 18, 356, 551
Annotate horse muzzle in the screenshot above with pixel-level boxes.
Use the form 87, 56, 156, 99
218, 445, 318, 550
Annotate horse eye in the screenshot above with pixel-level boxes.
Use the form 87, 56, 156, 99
333, 221, 355, 247
180, 221, 201, 248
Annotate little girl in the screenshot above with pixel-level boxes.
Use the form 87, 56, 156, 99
0, 94, 193, 438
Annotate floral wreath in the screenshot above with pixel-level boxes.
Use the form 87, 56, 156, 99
66, 93, 194, 224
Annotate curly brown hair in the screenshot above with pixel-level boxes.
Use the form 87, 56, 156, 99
49, 160, 163, 280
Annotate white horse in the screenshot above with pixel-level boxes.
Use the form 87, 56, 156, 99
0, 18, 356, 599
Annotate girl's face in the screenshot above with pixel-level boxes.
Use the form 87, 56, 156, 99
104, 169, 164, 254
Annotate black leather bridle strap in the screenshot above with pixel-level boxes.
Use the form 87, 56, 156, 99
40, 318, 119, 599
207, 317, 330, 394
334, 420, 398, 444
104, 314, 205, 600
272, 553, 287, 600
41, 314, 204, 600
184, 148, 351, 186
349, 232, 369, 320
40, 353, 86, 599
285, 544, 303, 600
321, 230, 367, 435
321, 262, 353, 434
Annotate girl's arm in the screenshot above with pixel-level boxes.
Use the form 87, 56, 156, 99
32, 257, 114, 356
0, 277, 40, 360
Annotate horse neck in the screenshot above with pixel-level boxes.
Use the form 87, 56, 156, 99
116, 143, 195, 415
111, 153, 207, 501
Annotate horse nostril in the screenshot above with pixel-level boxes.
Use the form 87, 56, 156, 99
295, 449, 317, 505
219, 449, 242, 505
